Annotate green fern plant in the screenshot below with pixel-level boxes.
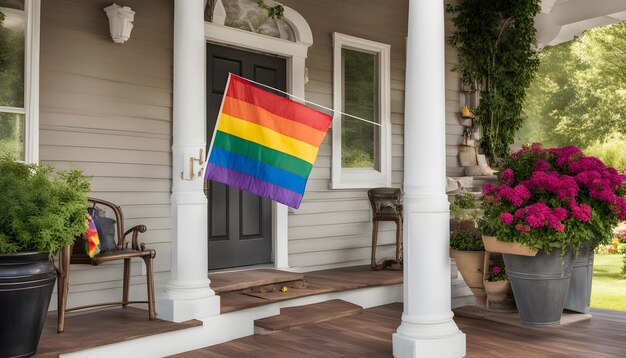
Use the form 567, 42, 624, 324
0, 154, 90, 255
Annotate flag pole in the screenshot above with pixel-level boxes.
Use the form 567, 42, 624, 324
231, 73, 382, 128
202, 73, 233, 179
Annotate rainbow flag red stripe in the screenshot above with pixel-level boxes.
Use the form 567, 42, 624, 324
205, 74, 332, 209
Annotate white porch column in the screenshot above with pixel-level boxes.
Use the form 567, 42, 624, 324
392, 0, 466, 357
157, 0, 220, 322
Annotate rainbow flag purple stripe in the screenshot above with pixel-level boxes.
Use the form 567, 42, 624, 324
204, 74, 332, 209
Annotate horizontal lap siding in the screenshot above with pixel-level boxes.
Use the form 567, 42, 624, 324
445, 0, 465, 177
281, 0, 408, 269
282, 0, 464, 269
40, 0, 173, 308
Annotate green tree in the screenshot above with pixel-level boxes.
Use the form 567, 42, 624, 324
518, 42, 581, 146
520, 21, 626, 147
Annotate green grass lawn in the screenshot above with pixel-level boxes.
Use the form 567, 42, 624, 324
590, 254, 626, 311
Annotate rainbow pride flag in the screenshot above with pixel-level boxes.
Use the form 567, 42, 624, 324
83, 214, 100, 258
204, 74, 332, 209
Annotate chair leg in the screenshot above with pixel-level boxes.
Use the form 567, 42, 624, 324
123, 258, 131, 308
143, 256, 156, 320
57, 245, 71, 333
395, 218, 402, 264
371, 219, 379, 270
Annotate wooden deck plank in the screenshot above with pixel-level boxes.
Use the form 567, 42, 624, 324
219, 265, 403, 312
255, 299, 362, 332
208, 269, 304, 294
35, 307, 201, 358
454, 305, 592, 327
174, 305, 626, 357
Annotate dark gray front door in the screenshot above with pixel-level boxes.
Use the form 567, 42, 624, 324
206, 44, 286, 270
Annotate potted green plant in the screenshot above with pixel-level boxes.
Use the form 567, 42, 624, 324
450, 192, 481, 223
0, 154, 90, 358
449, 228, 485, 307
480, 144, 626, 326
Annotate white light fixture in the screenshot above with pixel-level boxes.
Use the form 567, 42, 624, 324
103, 3, 135, 44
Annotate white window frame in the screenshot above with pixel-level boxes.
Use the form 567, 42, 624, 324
0, 0, 40, 163
331, 32, 391, 189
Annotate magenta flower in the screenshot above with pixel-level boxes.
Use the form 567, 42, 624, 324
533, 159, 551, 172
482, 183, 495, 196
491, 265, 502, 274
500, 212, 514, 225
553, 208, 568, 220
483, 144, 626, 254
501, 168, 515, 185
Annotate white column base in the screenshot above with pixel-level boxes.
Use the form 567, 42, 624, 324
157, 293, 220, 323
393, 327, 465, 358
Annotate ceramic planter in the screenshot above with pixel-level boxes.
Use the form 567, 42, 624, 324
503, 249, 574, 327
483, 280, 516, 313
450, 249, 486, 307
0, 252, 56, 358
482, 235, 538, 257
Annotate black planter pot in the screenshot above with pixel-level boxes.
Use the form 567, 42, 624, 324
0, 252, 56, 358
503, 249, 574, 327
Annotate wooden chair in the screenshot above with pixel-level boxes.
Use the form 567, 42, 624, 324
368, 188, 403, 270
56, 197, 156, 333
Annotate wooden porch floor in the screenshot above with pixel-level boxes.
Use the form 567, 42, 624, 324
174, 303, 626, 357
35, 308, 201, 358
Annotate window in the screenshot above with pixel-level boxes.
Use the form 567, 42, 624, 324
331, 32, 390, 189
0, 0, 39, 162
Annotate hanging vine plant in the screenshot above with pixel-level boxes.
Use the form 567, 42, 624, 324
447, 0, 541, 163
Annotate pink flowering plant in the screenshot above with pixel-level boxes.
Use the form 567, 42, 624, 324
479, 144, 626, 254
486, 264, 508, 282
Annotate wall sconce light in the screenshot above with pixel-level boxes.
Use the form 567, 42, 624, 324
103, 3, 135, 44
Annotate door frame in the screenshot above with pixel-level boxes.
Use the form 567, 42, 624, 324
204, 4, 313, 269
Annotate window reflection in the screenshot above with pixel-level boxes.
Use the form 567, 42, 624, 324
0, 1, 26, 159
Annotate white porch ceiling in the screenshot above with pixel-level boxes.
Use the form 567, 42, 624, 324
536, 0, 626, 48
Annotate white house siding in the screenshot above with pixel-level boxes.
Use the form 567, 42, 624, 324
445, 0, 466, 178
280, 0, 465, 270
35, 0, 467, 302
280, 0, 405, 269
39, 0, 173, 309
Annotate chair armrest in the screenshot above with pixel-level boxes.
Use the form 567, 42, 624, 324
123, 225, 147, 251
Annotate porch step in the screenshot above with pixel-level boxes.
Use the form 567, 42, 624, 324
254, 299, 363, 334
209, 269, 306, 294
471, 175, 498, 191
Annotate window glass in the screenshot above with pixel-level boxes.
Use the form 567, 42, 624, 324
342, 48, 379, 169
0, 2, 25, 108
0, 1, 26, 159
0, 112, 24, 158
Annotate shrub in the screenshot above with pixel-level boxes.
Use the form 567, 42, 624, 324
584, 137, 626, 173
450, 229, 484, 251
0, 155, 90, 254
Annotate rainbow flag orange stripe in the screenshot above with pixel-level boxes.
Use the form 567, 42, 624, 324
205, 74, 332, 209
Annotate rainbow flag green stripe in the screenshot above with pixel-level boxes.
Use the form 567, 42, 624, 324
212, 131, 312, 179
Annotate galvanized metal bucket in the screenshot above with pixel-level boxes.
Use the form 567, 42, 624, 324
503, 249, 573, 327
